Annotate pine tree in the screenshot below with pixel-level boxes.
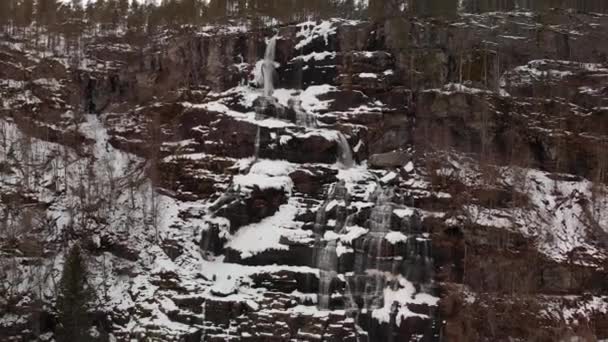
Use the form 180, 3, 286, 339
56, 245, 92, 342
118, 0, 129, 19
36, 0, 58, 27
369, 0, 386, 20
146, 2, 162, 34
84, 0, 95, 23
93, 0, 107, 27
180, 0, 202, 25
127, 0, 145, 32
0, 1, 14, 32
207, 0, 228, 22
17, 0, 35, 28
72, 0, 83, 11
103, 0, 119, 29
0, 3, 5, 30
62, 0, 86, 55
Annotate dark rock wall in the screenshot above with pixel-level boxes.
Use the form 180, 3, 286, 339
2, 7, 608, 342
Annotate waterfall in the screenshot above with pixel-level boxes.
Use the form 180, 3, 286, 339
314, 182, 349, 310
344, 278, 359, 316
369, 187, 394, 233
314, 187, 332, 310
336, 132, 354, 169
262, 35, 278, 98
254, 126, 261, 159
290, 97, 317, 128
313, 188, 330, 234
317, 240, 338, 310
365, 186, 394, 309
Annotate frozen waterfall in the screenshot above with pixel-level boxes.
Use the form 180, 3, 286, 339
262, 35, 278, 98
336, 132, 354, 169
289, 97, 318, 128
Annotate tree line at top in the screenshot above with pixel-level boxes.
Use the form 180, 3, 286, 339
0, 0, 368, 35
0, 0, 606, 36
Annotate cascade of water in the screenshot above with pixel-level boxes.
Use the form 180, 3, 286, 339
317, 240, 338, 310
314, 182, 351, 310
254, 126, 261, 159
290, 97, 317, 128
313, 190, 330, 235
365, 186, 395, 310
313, 182, 348, 231
344, 278, 359, 315
372, 238, 387, 308
262, 35, 278, 98
336, 132, 354, 169
369, 187, 394, 232
340, 212, 357, 233
313, 185, 332, 310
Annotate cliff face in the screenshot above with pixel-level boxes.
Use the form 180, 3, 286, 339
1, 8, 608, 342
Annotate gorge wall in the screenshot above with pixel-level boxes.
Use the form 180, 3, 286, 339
1, 6, 608, 342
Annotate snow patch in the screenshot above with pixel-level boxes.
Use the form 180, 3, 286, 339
372, 276, 439, 326
225, 199, 311, 258
296, 21, 337, 50
385, 232, 408, 244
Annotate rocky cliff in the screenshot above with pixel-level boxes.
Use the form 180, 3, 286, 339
1, 7, 608, 342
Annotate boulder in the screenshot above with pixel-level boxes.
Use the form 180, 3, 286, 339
369, 150, 410, 168
253, 96, 291, 121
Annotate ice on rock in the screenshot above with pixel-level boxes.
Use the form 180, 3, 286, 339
224, 199, 305, 258
210, 277, 239, 297
358, 72, 378, 79
232, 172, 293, 193
385, 231, 408, 244
262, 35, 278, 98
372, 276, 439, 326
404, 161, 414, 173
295, 20, 337, 50
336, 132, 355, 169
380, 171, 398, 184
299, 84, 337, 113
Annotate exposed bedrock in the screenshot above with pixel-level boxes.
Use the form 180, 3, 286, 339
3, 7, 608, 342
